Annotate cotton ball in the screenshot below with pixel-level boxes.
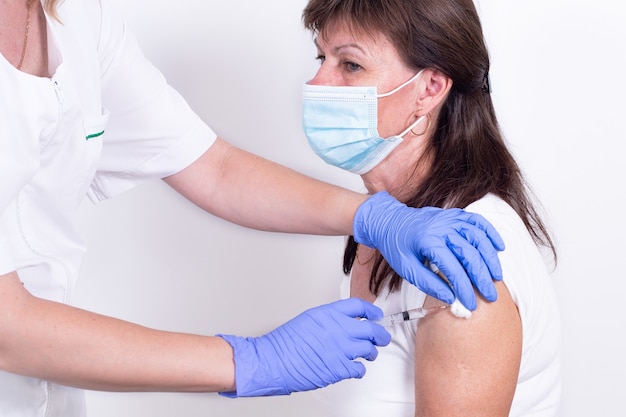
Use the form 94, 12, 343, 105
450, 299, 472, 319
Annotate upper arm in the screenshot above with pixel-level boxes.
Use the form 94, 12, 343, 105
163, 137, 263, 219
0, 271, 31, 365
413, 281, 522, 417
165, 136, 363, 235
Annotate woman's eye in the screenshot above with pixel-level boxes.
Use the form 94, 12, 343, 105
315, 54, 325, 64
345, 61, 362, 72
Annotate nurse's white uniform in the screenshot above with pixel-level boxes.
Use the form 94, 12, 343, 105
0, 1, 216, 416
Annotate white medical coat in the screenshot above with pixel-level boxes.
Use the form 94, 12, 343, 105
0, 0, 216, 415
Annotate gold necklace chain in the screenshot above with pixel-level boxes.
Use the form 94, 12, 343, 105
17, 0, 36, 70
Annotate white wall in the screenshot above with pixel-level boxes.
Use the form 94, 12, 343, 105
74, 0, 625, 416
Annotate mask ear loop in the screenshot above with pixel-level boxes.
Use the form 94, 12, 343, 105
378, 69, 426, 98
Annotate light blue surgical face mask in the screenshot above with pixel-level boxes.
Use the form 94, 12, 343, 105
302, 69, 425, 174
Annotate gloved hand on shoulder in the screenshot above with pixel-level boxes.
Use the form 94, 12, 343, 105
353, 191, 505, 310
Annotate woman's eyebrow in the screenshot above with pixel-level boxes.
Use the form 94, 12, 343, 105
333, 43, 366, 55
313, 38, 366, 55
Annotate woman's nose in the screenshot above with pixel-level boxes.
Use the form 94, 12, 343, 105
307, 64, 338, 86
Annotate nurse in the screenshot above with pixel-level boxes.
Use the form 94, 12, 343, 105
0, 1, 504, 416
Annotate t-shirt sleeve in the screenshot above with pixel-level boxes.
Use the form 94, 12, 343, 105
86, 0, 217, 202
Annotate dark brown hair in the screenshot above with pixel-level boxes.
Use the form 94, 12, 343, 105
303, 0, 557, 295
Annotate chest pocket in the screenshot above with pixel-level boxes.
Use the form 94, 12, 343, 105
82, 107, 108, 153
75, 108, 109, 197
84, 109, 109, 142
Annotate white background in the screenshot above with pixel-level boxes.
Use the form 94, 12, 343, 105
74, 0, 625, 416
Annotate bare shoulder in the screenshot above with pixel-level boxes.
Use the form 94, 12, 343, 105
414, 281, 521, 417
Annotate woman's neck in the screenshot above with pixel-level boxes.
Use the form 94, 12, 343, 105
361, 134, 433, 202
0, 0, 49, 76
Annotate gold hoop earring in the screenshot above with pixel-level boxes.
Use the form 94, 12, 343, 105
410, 113, 430, 136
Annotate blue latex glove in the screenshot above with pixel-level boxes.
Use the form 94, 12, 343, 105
353, 191, 505, 310
217, 298, 390, 397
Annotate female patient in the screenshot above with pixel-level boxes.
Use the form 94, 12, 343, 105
301, 0, 561, 416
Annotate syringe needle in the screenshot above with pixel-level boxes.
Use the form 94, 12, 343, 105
373, 305, 447, 327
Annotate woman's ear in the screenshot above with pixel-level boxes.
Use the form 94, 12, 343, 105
415, 69, 453, 115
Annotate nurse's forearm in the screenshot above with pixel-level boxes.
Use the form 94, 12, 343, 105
164, 137, 368, 236
0, 273, 235, 392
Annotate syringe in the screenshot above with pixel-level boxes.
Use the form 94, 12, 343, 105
373, 305, 447, 327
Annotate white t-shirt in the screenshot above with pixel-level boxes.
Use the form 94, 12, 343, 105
0, 0, 216, 415
315, 194, 562, 417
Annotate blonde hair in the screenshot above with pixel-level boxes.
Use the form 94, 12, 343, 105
44, 0, 61, 20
